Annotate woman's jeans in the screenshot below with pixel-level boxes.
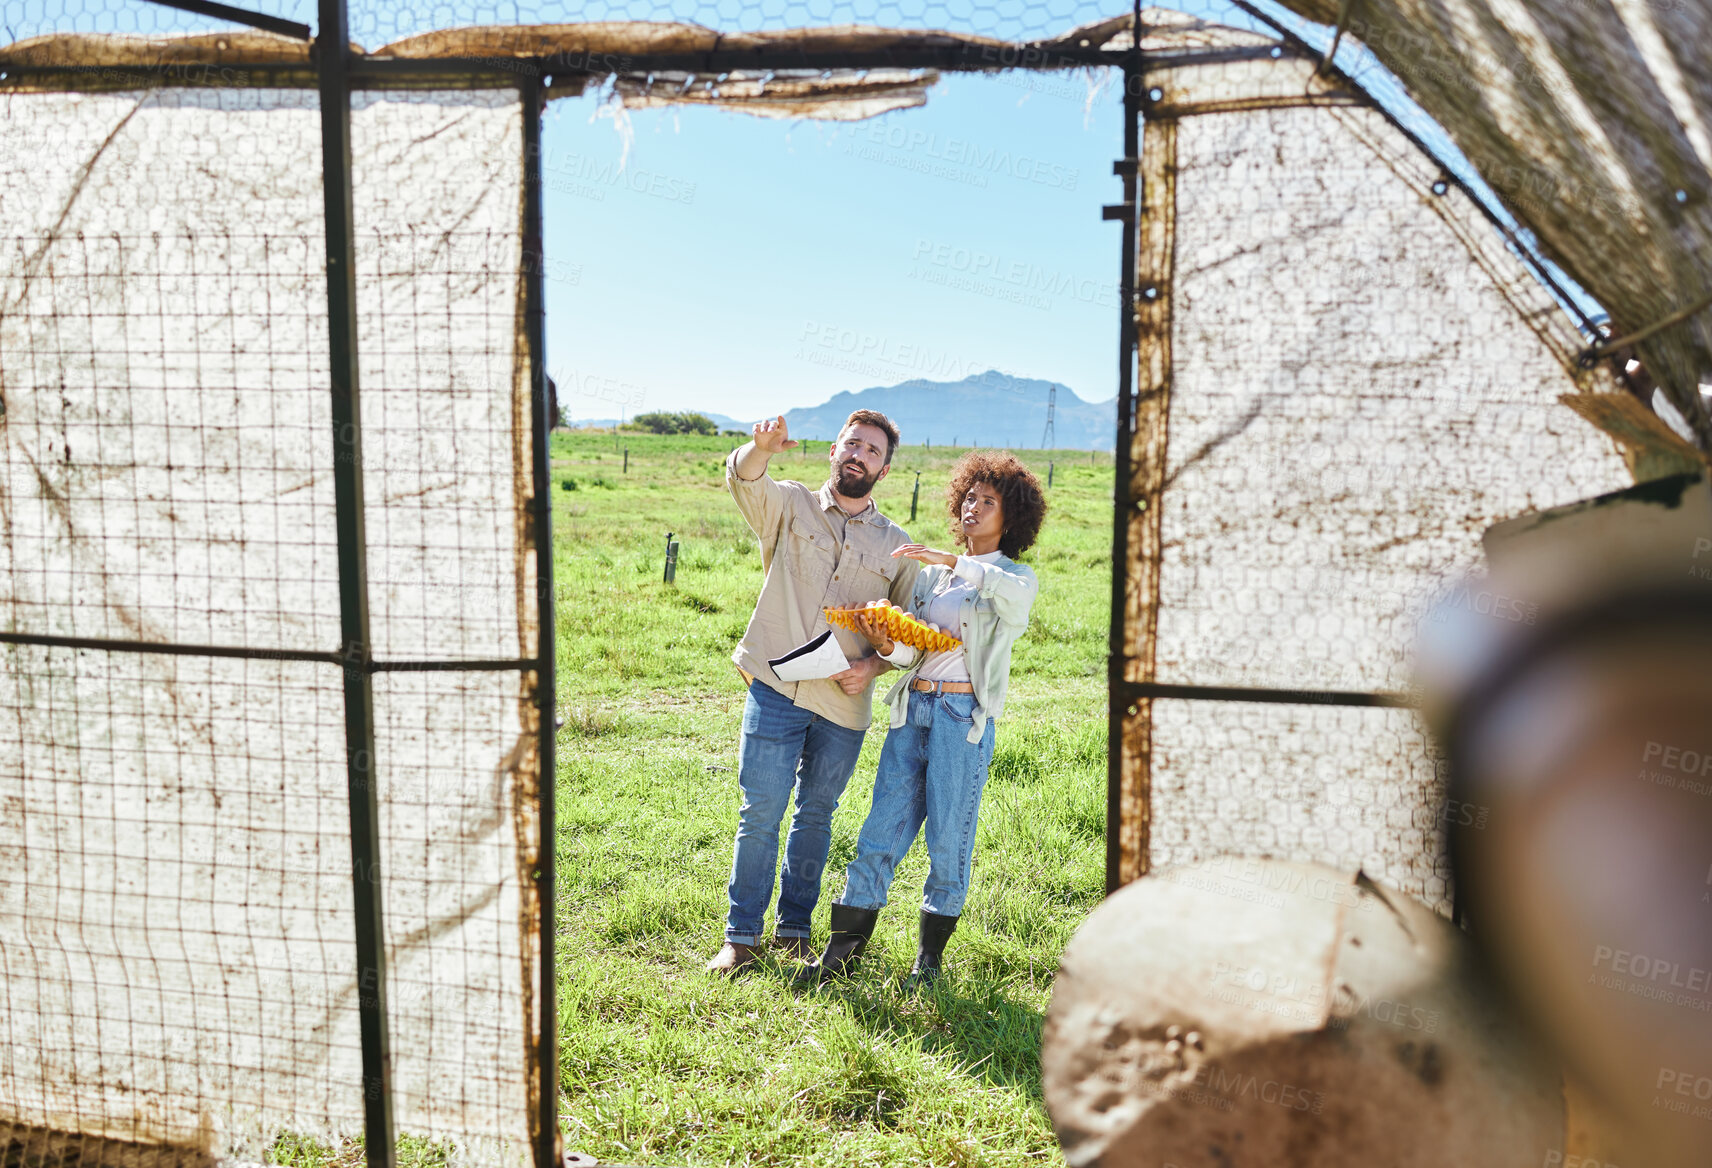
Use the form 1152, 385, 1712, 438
840, 688, 996, 917
725, 678, 866, 946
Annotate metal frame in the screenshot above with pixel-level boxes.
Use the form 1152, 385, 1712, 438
1107, 40, 1188, 894
0, 632, 536, 672
0, 44, 1295, 90
3, 0, 1590, 1156
315, 3, 395, 1166
144, 0, 311, 40
1103, 5, 1143, 899
519, 71, 560, 1168
1119, 681, 1414, 707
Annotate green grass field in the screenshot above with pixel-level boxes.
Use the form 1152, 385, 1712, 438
549, 429, 1114, 1168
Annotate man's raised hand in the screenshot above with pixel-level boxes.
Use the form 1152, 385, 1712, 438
752, 415, 799, 454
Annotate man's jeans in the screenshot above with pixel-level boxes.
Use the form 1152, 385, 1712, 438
840, 688, 996, 917
725, 678, 866, 946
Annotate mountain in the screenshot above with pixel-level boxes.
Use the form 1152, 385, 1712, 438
564, 374, 1117, 449
780, 372, 1113, 451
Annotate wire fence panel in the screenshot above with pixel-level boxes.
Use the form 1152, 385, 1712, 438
1155, 98, 1624, 697
346, 0, 1130, 43
0, 90, 336, 651
1112, 45, 1636, 907
1148, 700, 1451, 907
374, 669, 535, 1155
355, 90, 539, 1168
353, 93, 529, 668
0, 227, 337, 646
0, 83, 539, 1167
0, 649, 361, 1160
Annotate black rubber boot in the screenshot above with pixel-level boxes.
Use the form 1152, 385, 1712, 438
907, 910, 960, 988
799, 903, 879, 984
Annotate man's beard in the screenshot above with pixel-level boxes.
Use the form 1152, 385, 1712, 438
835, 461, 881, 498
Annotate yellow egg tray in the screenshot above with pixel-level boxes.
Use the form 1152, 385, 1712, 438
824, 603, 962, 653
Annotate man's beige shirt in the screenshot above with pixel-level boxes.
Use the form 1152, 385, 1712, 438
726, 449, 921, 731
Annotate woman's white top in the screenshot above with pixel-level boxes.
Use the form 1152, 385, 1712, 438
878, 550, 1039, 744
884, 550, 1003, 682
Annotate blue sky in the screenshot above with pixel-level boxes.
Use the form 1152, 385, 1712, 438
540, 71, 1128, 425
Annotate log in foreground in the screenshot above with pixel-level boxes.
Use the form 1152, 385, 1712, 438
1042, 859, 1562, 1167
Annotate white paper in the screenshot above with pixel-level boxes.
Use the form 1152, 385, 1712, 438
768, 630, 853, 682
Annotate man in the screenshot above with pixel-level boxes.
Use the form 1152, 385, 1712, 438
709, 409, 922, 975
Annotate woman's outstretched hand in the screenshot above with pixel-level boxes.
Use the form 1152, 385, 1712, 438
891, 543, 957, 568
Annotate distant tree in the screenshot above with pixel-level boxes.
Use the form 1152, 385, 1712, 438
628, 410, 718, 435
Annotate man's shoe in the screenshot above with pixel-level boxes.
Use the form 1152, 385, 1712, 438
906, 910, 959, 988
706, 941, 759, 976
799, 904, 880, 984
771, 935, 815, 961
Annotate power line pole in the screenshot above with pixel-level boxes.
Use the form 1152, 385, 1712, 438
1040, 384, 1057, 450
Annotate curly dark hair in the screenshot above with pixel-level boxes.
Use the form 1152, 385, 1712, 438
944, 450, 1047, 559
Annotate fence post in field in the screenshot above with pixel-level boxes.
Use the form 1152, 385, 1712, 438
623, 447, 628, 474
910, 471, 920, 523
664, 532, 679, 584
1049, 461, 1055, 487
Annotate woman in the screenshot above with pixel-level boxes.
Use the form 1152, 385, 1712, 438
805, 450, 1046, 986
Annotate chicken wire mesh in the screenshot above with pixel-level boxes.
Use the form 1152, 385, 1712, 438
1154, 95, 1626, 699
0, 79, 542, 1167
1110, 32, 1638, 908
18, 0, 1135, 45
0, 651, 360, 1157
1148, 701, 1451, 905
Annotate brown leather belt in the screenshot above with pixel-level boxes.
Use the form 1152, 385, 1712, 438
911, 679, 974, 694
